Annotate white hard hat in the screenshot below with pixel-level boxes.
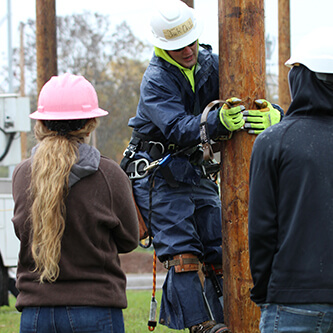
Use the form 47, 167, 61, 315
285, 26, 333, 74
149, 0, 204, 51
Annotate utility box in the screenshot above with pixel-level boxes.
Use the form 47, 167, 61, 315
0, 94, 31, 166
0, 95, 30, 304
0, 196, 18, 267
0, 94, 30, 133
0, 178, 19, 306
0, 178, 19, 267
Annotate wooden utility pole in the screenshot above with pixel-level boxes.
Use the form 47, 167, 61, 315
36, 0, 57, 94
278, 0, 291, 112
219, 1, 265, 332
19, 22, 27, 160
19, 23, 25, 98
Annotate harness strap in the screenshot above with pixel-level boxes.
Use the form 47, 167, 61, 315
200, 100, 233, 161
120, 136, 141, 171
132, 131, 179, 158
163, 253, 200, 273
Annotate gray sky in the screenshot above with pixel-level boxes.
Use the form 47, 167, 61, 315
0, 0, 332, 86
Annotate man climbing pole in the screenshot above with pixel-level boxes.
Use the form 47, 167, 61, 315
120, 1, 283, 332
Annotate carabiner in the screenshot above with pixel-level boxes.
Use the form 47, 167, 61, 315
128, 158, 149, 180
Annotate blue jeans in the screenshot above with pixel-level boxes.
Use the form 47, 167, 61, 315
260, 303, 333, 333
20, 306, 124, 333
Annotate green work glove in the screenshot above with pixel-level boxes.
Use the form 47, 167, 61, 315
219, 97, 245, 132
243, 99, 281, 134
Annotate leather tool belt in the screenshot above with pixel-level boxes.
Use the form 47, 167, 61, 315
163, 253, 200, 273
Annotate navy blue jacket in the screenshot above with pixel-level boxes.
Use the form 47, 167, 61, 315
249, 65, 333, 305
128, 45, 229, 147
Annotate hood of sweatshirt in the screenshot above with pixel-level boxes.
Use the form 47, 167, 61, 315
31, 143, 100, 188
286, 64, 333, 117
69, 143, 100, 187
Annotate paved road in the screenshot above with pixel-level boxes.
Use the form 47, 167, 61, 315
126, 273, 166, 290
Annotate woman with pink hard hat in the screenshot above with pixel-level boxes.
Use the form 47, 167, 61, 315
11, 73, 139, 333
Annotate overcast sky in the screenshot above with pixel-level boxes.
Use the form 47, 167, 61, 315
0, 0, 332, 89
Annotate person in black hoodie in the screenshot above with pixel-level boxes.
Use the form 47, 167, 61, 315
248, 27, 333, 332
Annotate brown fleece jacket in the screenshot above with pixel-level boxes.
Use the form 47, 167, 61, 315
12, 156, 139, 311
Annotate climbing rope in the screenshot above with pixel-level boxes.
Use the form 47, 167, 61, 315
147, 250, 158, 331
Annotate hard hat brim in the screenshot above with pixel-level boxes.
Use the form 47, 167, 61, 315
29, 107, 108, 120
285, 56, 333, 74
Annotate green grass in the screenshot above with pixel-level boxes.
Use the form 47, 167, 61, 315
0, 291, 185, 333
124, 290, 185, 332
0, 296, 20, 333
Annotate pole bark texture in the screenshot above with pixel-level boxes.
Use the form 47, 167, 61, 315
19, 22, 27, 160
278, 0, 291, 112
36, 0, 57, 95
218, 1, 265, 332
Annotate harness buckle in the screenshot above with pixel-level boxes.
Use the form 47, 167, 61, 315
123, 143, 137, 159
163, 260, 170, 270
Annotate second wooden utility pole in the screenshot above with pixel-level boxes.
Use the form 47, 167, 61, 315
219, 1, 265, 332
20, 22, 27, 160
36, 0, 57, 94
278, 0, 291, 112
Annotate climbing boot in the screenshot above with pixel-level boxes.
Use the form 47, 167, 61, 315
190, 320, 231, 333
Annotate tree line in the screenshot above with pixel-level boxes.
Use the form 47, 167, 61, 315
1, 11, 278, 164
1, 12, 151, 163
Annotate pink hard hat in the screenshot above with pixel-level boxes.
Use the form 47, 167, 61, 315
30, 73, 108, 120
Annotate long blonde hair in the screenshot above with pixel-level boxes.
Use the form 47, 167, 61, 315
30, 119, 98, 283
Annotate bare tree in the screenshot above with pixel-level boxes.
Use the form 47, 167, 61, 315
5, 12, 150, 161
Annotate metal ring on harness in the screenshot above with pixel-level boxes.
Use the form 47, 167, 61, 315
200, 100, 226, 161
148, 141, 165, 155
127, 158, 150, 180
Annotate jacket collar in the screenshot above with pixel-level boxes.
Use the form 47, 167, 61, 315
150, 44, 213, 90
154, 46, 197, 92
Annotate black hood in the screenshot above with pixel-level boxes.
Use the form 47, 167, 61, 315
286, 65, 333, 117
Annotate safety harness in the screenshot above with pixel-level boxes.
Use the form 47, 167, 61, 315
120, 99, 232, 248
120, 128, 221, 247
121, 130, 221, 184
120, 130, 186, 187
120, 101, 229, 330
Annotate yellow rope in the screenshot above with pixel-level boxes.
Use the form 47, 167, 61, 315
148, 250, 158, 331
152, 250, 156, 298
